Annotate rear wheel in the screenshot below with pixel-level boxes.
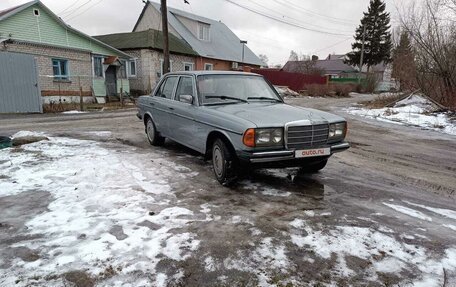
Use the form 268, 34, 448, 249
145, 117, 165, 146
212, 139, 238, 186
298, 159, 328, 174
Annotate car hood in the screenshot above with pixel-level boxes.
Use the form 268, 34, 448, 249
206, 102, 345, 127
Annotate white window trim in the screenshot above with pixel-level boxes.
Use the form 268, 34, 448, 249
160, 59, 174, 76
127, 59, 137, 77
197, 22, 210, 41
52, 58, 70, 80
92, 56, 105, 78
183, 62, 194, 71
204, 63, 213, 71
33, 9, 40, 17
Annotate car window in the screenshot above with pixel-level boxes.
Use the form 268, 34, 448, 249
175, 77, 194, 102
197, 75, 280, 105
156, 76, 178, 99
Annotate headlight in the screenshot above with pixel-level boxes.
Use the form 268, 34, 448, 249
243, 128, 283, 147
328, 122, 347, 141
255, 128, 283, 146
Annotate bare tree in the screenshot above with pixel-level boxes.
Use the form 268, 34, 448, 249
400, 0, 456, 107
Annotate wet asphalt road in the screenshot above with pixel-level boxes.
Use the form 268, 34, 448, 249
0, 94, 455, 286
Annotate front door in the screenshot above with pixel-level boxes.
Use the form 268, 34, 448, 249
167, 76, 199, 149
105, 66, 117, 96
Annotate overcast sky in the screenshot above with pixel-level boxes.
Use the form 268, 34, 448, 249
0, 0, 409, 66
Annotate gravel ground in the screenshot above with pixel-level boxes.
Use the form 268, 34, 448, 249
0, 94, 455, 286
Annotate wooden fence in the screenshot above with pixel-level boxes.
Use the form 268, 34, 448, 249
252, 69, 327, 92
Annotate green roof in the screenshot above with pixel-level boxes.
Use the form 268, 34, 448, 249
94, 29, 198, 56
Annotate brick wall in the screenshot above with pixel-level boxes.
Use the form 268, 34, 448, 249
130, 48, 195, 95
3, 42, 94, 99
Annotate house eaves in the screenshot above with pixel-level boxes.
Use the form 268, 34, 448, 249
136, 1, 264, 66
0, 0, 132, 59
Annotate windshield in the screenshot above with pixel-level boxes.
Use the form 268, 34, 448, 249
197, 75, 282, 105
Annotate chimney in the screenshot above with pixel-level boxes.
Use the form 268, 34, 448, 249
311, 55, 319, 61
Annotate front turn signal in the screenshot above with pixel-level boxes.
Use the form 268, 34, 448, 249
243, 128, 255, 147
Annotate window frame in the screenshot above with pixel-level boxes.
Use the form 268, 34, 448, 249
128, 59, 137, 77
33, 9, 40, 16
183, 62, 194, 71
204, 63, 213, 71
155, 75, 178, 100
119, 60, 127, 79
159, 59, 174, 77
93, 56, 104, 78
197, 22, 210, 41
52, 58, 69, 81
174, 76, 196, 103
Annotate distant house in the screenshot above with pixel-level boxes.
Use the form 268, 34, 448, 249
133, 1, 264, 70
95, 29, 198, 95
0, 0, 133, 104
283, 55, 357, 79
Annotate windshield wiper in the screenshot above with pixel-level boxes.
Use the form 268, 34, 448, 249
205, 95, 248, 103
247, 97, 282, 102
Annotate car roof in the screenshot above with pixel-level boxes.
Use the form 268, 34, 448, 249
165, 71, 262, 77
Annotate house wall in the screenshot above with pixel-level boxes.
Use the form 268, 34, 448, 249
194, 57, 260, 71
0, 4, 121, 57
134, 4, 179, 36
195, 57, 231, 71
127, 48, 195, 95
2, 42, 94, 102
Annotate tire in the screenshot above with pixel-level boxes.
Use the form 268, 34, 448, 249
212, 139, 238, 186
145, 117, 165, 146
298, 159, 328, 174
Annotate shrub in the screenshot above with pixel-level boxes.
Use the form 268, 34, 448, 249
305, 84, 330, 97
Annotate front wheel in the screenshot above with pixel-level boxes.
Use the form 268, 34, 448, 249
298, 159, 328, 174
145, 117, 165, 146
212, 139, 238, 186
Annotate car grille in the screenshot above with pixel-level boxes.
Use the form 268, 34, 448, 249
286, 124, 329, 149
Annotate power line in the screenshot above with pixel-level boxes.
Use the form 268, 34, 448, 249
313, 37, 352, 54
273, 0, 357, 26
223, 0, 351, 37
244, 0, 353, 34
65, 0, 105, 22
61, 0, 93, 18
57, 0, 83, 15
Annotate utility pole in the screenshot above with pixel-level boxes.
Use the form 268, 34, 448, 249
358, 24, 367, 84
161, 0, 170, 75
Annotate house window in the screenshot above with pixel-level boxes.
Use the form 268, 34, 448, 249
93, 56, 104, 78
184, 62, 194, 71
198, 22, 210, 41
119, 60, 127, 79
52, 59, 69, 80
204, 63, 213, 71
128, 60, 137, 77
33, 9, 40, 16
159, 59, 173, 77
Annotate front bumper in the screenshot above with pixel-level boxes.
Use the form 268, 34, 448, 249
237, 142, 350, 166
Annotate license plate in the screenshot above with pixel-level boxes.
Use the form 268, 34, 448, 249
295, 148, 331, 158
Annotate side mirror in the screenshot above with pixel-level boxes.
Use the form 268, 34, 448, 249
179, 94, 193, 104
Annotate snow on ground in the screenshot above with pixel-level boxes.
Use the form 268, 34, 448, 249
347, 94, 456, 135
0, 133, 199, 286
289, 218, 456, 286
62, 110, 88, 114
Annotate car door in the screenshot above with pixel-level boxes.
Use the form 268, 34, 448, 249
166, 76, 202, 151
149, 76, 178, 137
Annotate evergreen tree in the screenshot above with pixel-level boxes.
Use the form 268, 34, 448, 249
392, 31, 417, 90
346, 0, 392, 71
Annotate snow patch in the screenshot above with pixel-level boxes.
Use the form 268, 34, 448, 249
346, 94, 456, 135
403, 200, 456, 220
0, 134, 199, 286
383, 203, 432, 221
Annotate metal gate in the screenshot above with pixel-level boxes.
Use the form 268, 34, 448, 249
0, 52, 42, 113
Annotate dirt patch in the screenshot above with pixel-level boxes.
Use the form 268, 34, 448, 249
12, 136, 49, 146
63, 271, 95, 287
359, 93, 405, 109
